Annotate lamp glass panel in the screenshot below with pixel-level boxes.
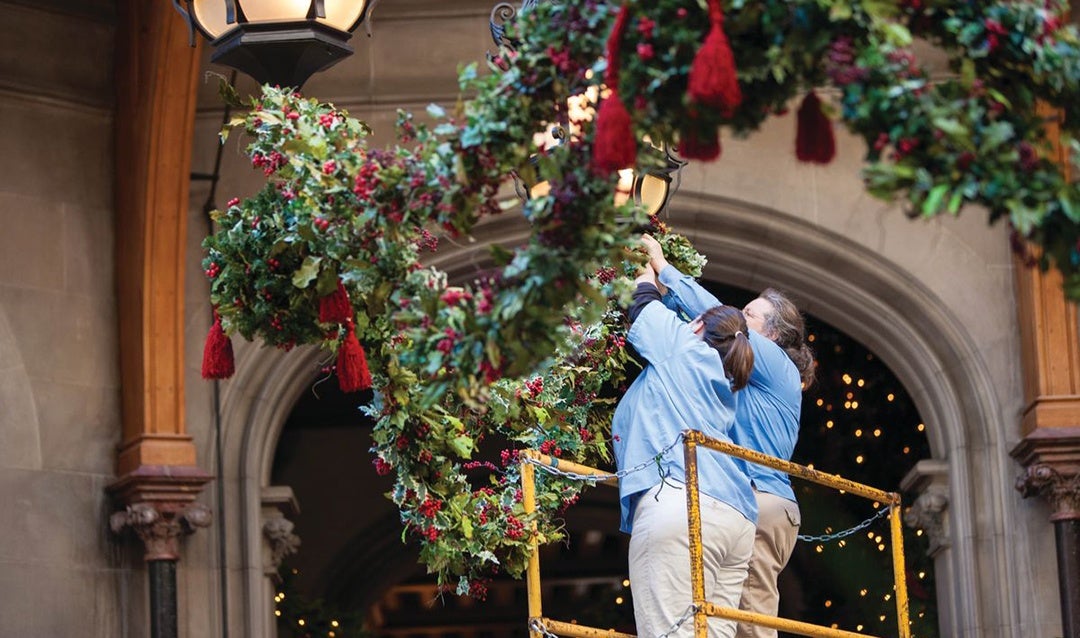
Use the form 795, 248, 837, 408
239, 0, 315, 23
322, 0, 369, 31
192, 0, 369, 37
191, 0, 232, 38
636, 173, 670, 215
613, 168, 635, 207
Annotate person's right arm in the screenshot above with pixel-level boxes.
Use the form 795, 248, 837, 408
641, 234, 722, 319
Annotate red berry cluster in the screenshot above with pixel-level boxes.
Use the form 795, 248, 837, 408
313, 217, 331, 231
204, 262, 221, 279
523, 376, 544, 397
538, 439, 562, 458
418, 495, 443, 518
505, 514, 525, 540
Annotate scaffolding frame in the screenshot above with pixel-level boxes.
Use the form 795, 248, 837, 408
520, 429, 911, 638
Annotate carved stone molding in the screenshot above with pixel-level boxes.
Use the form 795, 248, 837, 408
1017, 464, 1080, 522
261, 485, 301, 579
900, 460, 950, 557
110, 502, 213, 561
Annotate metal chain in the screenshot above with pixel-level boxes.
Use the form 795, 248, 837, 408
528, 604, 698, 638
797, 504, 892, 543
526, 432, 892, 546
524, 433, 685, 483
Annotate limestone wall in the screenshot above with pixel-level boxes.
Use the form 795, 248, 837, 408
0, 1, 147, 636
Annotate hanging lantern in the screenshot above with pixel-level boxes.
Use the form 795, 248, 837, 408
175, 0, 376, 88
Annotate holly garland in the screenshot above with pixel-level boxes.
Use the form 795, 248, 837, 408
204, 0, 1080, 596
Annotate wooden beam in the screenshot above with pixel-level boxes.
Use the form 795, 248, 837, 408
112, 0, 204, 476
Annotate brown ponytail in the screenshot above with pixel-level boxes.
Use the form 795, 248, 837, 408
699, 305, 755, 391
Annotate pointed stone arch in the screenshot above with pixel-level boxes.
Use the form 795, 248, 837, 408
215, 191, 1033, 637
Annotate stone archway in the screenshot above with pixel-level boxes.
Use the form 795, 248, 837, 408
212, 190, 1041, 637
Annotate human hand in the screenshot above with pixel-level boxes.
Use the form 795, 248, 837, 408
640, 234, 669, 276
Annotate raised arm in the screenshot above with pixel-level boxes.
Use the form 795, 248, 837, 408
641, 234, 722, 320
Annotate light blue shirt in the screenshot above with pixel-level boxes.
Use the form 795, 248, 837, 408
612, 299, 757, 534
658, 265, 803, 504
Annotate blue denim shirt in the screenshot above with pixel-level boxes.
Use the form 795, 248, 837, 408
658, 265, 803, 505
612, 299, 757, 534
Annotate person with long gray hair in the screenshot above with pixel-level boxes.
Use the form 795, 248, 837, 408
641, 234, 815, 638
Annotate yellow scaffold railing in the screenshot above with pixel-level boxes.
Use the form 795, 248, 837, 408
520, 428, 911, 638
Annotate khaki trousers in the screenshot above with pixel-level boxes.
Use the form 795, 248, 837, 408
735, 491, 801, 638
628, 482, 755, 638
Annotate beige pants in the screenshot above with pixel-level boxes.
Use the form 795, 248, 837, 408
628, 482, 755, 638
735, 491, 801, 638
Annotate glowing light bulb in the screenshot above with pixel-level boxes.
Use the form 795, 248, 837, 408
873, 429, 882, 437
917, 423, 925, 432
887, 393, 895, 401
856, 455, 864, 464
854, 429, 863, 437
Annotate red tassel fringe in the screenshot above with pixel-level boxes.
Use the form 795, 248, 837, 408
592, 4, 637, 173
319, 280, 353, 324
201, 311, 235, 380
687, 0, 742, 117
337, 321, 372, 393
795, 91, 836, 164
679, 127, 722, 162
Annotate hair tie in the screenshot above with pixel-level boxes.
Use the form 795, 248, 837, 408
734, 330, 744, 339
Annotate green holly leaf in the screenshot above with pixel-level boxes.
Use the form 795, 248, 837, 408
292, 256, 322, 289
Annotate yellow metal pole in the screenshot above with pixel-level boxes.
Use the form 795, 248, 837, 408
889, 505, 912, 638
521, 459, 543, 637
696, 435, 899, 505
528, 452, 619, 487
541, 619, 637, 638
683, 433, 708, 638
701, 603, 881, 638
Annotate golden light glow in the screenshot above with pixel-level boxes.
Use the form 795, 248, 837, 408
615, 596, 624, 605
887, 393, 895, 401
825, 420, 834, 429
855, 455, 864, 464
873, 428, 882, 437
854, 429, 863, 437
917, 423, 925, 432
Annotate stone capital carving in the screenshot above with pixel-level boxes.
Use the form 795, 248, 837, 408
110, 502, 212, 561
1011, 427, 1080, 521
1016, 463, 1080, 521
261, 485, 301, 579
263, 517, 301, 573
900, 460, 950, 557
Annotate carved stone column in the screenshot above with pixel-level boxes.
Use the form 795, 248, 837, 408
900, 460, 954, 632
261, 486, 302, 579
259, 486, 301, 636
110, 502, 213, 638
1009, 98, 1080, 638
901, 460, 950, 557
108, 1, 210, 636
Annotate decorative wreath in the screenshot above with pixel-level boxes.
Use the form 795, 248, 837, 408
201, 0, 1080, 596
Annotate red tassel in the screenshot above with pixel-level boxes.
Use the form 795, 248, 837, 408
679, 127, 722, 162
592, 4, 637, 173
687, 0, 742, 117
319, 280, 352, 323
201, 311, 235, 380
795, 91, 836, 164
337, 321, 372, 393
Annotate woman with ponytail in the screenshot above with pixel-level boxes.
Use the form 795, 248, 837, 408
641, 234, 814, 638
612, 264, 757, 638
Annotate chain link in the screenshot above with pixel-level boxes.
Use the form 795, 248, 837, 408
797, 505, 892, 543
524, 433, 686, 483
